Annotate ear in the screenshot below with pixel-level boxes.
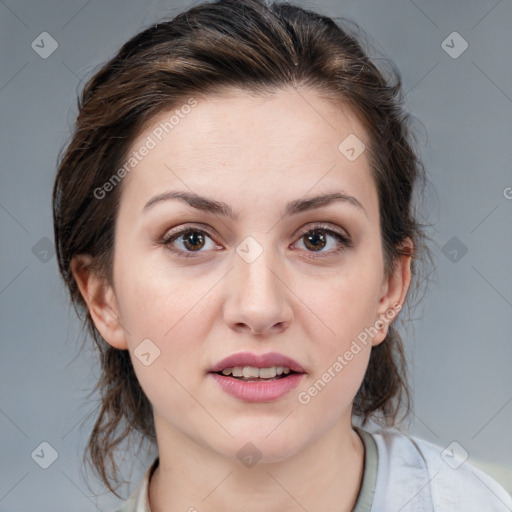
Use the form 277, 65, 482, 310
372, 238, 413, 346
71, 255, 128, 350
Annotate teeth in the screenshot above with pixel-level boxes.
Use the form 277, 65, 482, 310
242, 366, 260, 378
259, 367, 277, 379
220, 366, 292, 378
232, 367, 243, 377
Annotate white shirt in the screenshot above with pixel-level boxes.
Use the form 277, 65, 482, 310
366, 427, 511, 511
116, 426, 512, 511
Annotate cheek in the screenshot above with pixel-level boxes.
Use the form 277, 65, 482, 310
114, 251, 216, 343
118, 268, 215, 424
294, 335, 371, 443
288, 260, 382, 402
300, 259, 384, 349
113, 254, 218, 382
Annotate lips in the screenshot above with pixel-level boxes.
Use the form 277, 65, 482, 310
209, 351, 306, 374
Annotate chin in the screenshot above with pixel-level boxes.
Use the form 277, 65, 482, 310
207, 421, 309, 465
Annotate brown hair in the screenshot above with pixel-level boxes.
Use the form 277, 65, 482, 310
53, 0, 430, 496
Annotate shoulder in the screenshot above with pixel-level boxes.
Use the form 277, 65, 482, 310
369, 427, 512, 512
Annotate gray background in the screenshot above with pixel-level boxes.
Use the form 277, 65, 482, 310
1, 0, 511, 510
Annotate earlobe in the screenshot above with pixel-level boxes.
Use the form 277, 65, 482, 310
71, 255, 128, 350
373, 239, 413, 346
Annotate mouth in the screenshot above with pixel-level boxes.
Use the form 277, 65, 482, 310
208, 351, 306, 377
212, 365, 299, 382
208, 352, 306, 402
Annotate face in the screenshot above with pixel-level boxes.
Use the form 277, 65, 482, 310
79, 87, 408, 463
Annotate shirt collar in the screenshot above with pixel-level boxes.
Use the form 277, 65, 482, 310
129, 457, 159, 512
123, 428, 377, 512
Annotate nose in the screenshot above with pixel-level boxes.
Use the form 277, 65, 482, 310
222, 244, 293, 337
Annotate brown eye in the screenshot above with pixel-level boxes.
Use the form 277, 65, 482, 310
294, 225, 352, 257
162, 227, 219, 258
180, 230, 206, 251
303, 230, 328, 251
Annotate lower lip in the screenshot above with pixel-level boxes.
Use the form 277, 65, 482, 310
209, 373, 305, 402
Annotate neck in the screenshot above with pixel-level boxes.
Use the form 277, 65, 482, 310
149, 414, 365, 512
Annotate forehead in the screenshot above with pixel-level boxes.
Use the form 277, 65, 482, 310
121, 87, 375, 212
136, 86, 365, 155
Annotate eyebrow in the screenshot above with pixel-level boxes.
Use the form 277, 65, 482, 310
143, 190, 366, 218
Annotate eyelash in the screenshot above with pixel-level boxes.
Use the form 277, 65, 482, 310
160, 223, 352, 259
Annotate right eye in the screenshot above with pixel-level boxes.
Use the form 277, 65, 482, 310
162, 226, 221, 258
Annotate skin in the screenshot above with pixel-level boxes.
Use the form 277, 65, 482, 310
72, 86, 412, 512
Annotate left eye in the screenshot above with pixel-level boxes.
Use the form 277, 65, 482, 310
293, 226, 351, 255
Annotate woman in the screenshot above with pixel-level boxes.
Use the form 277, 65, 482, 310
52, 0, 512, 510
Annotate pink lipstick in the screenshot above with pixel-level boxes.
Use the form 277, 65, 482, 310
208, 351, 306, 402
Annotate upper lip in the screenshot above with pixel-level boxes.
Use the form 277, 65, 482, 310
209, 352, 306, 373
